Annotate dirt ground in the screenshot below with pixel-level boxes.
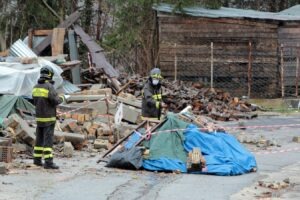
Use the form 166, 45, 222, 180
1, 114, 300, 200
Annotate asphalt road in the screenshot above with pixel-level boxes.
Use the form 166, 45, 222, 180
1, 115, 299, 200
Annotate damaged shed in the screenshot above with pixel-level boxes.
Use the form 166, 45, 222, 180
154, 4, 300, 98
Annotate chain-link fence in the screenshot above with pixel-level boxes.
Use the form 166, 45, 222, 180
281, 45, 300, 98
160, 41, 300, 99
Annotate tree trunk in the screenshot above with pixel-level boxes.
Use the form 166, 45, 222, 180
96, 0, 102, 41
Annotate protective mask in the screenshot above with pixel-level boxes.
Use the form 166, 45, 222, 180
152, 79, 159, 85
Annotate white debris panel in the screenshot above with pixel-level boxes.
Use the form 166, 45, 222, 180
0, 59, 63, 96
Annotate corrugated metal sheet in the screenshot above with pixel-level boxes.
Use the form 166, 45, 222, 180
9, 39, 37, 57
57, 80, 81, 94
153, 3, 300, 21
280, 5, 300, 15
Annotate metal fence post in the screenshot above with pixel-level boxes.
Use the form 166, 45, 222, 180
280, 44, 285, 98
174, 43, 177, 81
296, 45, 300, 97
248, 41, 252, 98
211, 42, 214, 89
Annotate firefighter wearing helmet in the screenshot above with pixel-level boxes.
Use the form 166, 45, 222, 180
32, 66, 64, 169
141, 68, 165, 120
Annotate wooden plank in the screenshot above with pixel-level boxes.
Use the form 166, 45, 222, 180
51, 28, 66, 56
33, 11, 80, 54
28, 29, 33, 48
33, 29, 53, 36
160, 32, 278, 40
160, 25, 277, 34
278, 28, 300, 35
73, 25, 119, 79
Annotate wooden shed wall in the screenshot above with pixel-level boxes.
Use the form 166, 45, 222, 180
157, 14, 279, 97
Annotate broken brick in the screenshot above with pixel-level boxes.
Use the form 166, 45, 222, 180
63, 142, 74, 157
94, 139, 109, 149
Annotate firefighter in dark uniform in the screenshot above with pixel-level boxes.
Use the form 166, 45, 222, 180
142, 68, 164, 120
32, 66, 64, 169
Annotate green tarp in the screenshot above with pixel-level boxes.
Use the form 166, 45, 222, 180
0, 95, 35, 118
143, 113, 189, 162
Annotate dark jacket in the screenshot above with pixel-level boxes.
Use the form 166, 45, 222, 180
142, 80, 162, 119
32, 78, 63, 127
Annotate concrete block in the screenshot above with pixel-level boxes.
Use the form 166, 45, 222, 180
84, 114, 91, 121
63, 142, 74, 157
10, 115, 36, 147
82, 122, 92, 131
97, 136, 110, 140
67, 121, 79, 133
0, 162, 6, 174
88, 127, 97, 137
3, 115, 19, 129
108, 135, 116, 144
94, 139, 109, 149
60, 119, 76, 132
90, 84, 105, 90
91, 123, 100, 129
77, 114, 85, 124
293, 136, 300, 143
71, 113, 79, 121
108, 103, 141, 124
12, 143, 27, 153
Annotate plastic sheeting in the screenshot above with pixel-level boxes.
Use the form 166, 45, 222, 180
184, 125, 257, 176
106, 147, 143, 170
0, 58, 63, 96
142, 115, 257, 176
0, 95, 35, 118
142, 113, 189, 172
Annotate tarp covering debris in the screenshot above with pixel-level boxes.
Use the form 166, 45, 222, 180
142, 113, 257, 175
184, 125, 257, 176
106, 147, 143, 170
0, 95, 35, 118
0, 58, 63, 96
143, 113, 189, 172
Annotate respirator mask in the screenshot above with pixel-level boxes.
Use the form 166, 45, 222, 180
152, 79, 159, 86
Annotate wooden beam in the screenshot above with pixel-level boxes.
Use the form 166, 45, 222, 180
33, 29, 53, 36
51, 28, 66, 56
28, 29, 33, 48
33, 11, 80, 55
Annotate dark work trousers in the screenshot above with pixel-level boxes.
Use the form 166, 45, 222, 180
34, 124, 55, 161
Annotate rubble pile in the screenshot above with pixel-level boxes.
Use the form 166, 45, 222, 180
0, 9, 258, 168
120, 74, 258, 121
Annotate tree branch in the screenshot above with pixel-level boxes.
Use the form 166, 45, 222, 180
41, 0, 63, 22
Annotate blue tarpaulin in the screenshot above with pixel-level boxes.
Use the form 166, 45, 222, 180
143, 123, 257, 176
184, 125, 257, 176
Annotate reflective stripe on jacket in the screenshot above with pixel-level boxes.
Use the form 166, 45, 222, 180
32, 80, 63, 127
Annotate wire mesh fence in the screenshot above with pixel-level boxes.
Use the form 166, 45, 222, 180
160, 41, 300, 99
281, 45, 300, 98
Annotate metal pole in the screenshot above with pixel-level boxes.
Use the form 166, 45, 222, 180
248, 41, 252, 98
211, 42, 214, 89
296, 46, 300, 97
174, 43, 177, 81
280, 44, 285, 98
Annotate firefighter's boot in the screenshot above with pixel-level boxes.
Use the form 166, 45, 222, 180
33, 158, 43, 166
44, 158, 59, 169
